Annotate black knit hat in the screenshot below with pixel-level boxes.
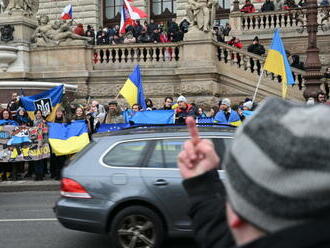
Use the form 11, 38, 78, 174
224, 97, 330, 233
253, 36, 259, 42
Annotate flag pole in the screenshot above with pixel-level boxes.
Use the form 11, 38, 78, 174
115, 92, 120, 100
252, 69, 264, 103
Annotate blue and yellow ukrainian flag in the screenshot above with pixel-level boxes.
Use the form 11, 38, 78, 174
20, 85, 64, 122
48, 120, 90, 156
263, 29, 295, 98
119, 65, 147, 109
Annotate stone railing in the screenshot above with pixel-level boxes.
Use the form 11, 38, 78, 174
92, 43, 183, 65
230, 6, 330, 36
215, 41, 306, 90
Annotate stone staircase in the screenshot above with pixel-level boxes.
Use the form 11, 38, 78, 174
214, 42, 305, 102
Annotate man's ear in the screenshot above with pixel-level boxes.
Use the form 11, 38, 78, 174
226, 203, 245, 229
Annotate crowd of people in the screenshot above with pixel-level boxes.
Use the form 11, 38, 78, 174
240, 0, 329, 13
74, 18, 190, 46
1, 86, 329, 182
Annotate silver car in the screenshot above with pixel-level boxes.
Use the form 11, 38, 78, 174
55, 126, 234, 248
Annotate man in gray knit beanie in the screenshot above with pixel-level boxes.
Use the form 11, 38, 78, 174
178, 97, 330, 248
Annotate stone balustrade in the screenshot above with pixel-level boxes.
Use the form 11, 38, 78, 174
215, 41, 306, 90
93, 43, 183, 65
230, 6, 330, 38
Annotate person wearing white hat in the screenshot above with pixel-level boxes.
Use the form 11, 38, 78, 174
215, 98, 242, 126
175, 95, 196, 124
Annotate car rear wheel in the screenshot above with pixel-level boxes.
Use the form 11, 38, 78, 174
110, 206, 165, 248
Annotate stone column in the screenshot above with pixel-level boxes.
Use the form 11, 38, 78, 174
229, 12, 243, 38
175, 29, 220, 105
0, 15, 38, 72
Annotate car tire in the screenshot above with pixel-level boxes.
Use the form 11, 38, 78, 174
110, 206, 165, 248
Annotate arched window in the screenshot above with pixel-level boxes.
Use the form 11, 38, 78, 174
104, 0, 121, 27
151, 0, 176, 24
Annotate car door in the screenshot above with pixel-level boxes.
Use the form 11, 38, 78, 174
139, 138, 191, 230
140, 137, 233, 231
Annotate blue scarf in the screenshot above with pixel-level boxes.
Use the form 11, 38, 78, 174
0, 119, 19, 126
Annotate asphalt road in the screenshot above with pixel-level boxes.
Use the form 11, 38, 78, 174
0, 191, 197, 248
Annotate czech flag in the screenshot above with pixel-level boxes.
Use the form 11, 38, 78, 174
119, 65, 147, 109
61, 4, 73, 20
263, 29, 294, 98
48, 120, 90, 156
120, 5, 134, 33
20, 85, 63, 122
120, 0, 147, 33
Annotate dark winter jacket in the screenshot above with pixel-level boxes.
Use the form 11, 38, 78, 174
175, 104, 196, 124
261, 0, 275, 11
183, 170, 235, 248
247, 43, 266, 56
183, 169, 330, 248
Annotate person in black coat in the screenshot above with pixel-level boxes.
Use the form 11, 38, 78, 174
168, 18, 180, 42
179, 108, 330, 248
247, 36, 265, 75
261, 0, 275, 11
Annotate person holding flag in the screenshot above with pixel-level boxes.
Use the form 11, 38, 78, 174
120, 0, 148, 33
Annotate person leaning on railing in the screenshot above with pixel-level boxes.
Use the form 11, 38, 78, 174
240, 0, 256, 13
261, 0, 275, 12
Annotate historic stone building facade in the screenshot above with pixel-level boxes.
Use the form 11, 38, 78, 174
0, 0, 329, 108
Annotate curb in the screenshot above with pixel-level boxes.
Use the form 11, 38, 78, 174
0, 181, 60, 192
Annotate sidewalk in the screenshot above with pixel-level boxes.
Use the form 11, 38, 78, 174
0, 179, 60, 192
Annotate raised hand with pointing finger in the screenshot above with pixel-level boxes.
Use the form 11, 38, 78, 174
178, 116, 220, 179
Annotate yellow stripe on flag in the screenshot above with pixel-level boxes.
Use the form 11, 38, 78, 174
49, 133, 90, 156
119, 79, 138, 107
26, 104, 62, 122
230, 120, 242, 127
263, 50, 287, 84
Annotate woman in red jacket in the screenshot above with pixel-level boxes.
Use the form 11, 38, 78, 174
227, 37, 243, 64
240, 0, 256, 13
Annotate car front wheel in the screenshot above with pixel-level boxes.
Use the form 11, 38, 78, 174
110, 206, 165, 248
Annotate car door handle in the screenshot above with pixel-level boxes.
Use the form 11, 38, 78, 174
153, 179, 168, 186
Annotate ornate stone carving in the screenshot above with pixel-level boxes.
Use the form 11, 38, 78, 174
0, 24, 14, 42
4, 0, 38, 16
31, 15, 92, 47
186, 0, 218, 32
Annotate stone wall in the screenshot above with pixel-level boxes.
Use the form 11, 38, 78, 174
38, 0, 100, 27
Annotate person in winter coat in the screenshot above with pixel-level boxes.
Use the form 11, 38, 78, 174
73, 23, 85, 36
247, 36, 265, 74
104, 101, 124, 124
175, 95, 196, 124
240, 0, 256, 13
14, 107, 32, 126
214, 98, 242, 126
261, 0, 275, 11
178, 98, 330, 248
160, 97, 174, 110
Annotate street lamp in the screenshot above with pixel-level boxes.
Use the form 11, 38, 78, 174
301, 3, 330, 99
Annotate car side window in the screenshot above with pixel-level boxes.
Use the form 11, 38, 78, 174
147, 139, 186, 169
147, 138, 233, 169
103, 141, 148, 167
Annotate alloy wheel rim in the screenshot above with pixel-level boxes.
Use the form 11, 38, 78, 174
117, 214, 155, 248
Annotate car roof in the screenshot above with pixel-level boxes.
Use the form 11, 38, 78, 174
93, 125, 236, 140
